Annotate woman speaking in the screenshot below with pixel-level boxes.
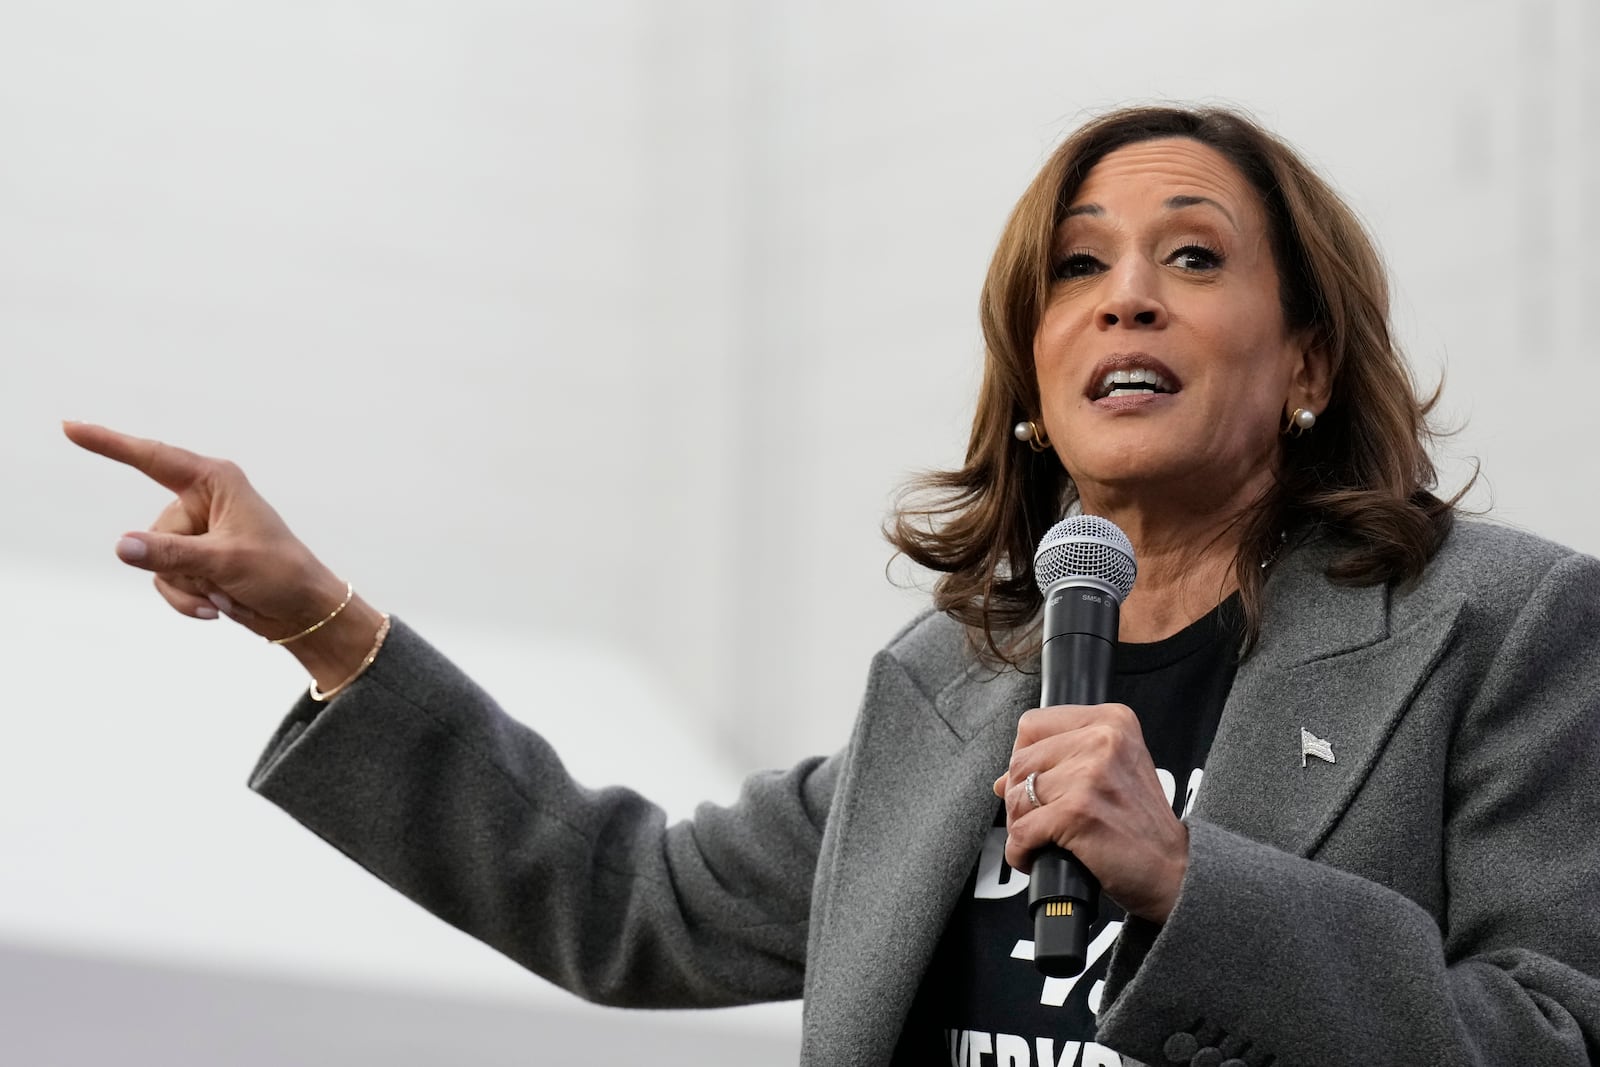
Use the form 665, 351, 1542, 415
66, 106, 1600, 1066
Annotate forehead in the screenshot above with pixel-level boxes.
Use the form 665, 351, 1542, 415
1066, 137, 1262, 230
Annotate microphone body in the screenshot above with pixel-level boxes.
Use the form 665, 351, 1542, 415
1026, 516, 1136, 978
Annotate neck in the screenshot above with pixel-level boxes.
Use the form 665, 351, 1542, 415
1078, 477, 1268, 644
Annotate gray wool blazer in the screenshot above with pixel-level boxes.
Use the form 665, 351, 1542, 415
250, 519, 1600, 1066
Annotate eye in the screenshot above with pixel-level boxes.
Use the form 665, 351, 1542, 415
1167, 243, 1224, 271
1052, 253, 1104, 280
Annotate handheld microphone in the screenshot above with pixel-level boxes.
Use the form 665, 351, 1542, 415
1027, 515, 1137, 978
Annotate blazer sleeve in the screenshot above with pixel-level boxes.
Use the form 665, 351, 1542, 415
1094, 552, 1600, 1066
248, 617, 836, 1009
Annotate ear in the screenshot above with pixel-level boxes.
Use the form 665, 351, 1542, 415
1287, 333, 1333, 416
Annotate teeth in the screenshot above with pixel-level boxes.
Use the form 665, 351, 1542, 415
1099, 367, 1172, 398
1107, 387, 1151, 398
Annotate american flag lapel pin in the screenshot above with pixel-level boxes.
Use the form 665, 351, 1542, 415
1300, 727, 1336, 767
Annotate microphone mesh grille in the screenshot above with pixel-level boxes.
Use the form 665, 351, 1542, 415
1033, 515, 1137, 601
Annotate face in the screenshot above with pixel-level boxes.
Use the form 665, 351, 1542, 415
1033, 136, 1327, 513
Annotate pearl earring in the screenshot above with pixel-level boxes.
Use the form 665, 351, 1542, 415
1285, 407, 1317, 438
1013, 420, 1050, 453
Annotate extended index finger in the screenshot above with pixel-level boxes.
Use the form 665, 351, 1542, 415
62, 421, 209, 493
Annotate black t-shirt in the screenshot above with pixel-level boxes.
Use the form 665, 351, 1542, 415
892, 597, 1241, 1067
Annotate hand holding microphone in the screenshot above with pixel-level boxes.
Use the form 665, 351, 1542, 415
992, 516, 1190, 976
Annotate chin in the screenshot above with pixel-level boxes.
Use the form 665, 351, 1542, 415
1072, 451, 1278, 515
1068, 452, 1222, 501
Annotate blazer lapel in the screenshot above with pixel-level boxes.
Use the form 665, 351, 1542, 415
1193, 544, 1465, 857
808, 654, 1035, 1062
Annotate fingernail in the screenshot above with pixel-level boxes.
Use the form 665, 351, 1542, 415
195, 604, 219, 620
115, 536, 147, 562
208, 592, 232, 614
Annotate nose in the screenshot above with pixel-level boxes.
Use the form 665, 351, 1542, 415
1095, 260, 1167, 330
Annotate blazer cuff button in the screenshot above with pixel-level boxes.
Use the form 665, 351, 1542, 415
1163, 1033, 1199, 1063
1189, 1048, 1223, 1067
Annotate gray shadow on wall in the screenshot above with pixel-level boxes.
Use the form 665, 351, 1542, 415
0, 939, 800, 1065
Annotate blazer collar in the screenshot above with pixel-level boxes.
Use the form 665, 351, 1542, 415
927, 530, 1469, 861
1191, 534, 1465, 856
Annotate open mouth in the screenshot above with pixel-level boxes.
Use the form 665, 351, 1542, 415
1091, 366, 1177, 400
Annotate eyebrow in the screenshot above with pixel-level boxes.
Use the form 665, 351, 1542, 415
1064, 195, 1237, 228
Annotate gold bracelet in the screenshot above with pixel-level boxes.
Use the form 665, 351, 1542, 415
271, 581, 355, 645
309, 614, 392, 702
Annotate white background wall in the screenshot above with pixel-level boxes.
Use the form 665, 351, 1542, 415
3, 0, 1596, 1054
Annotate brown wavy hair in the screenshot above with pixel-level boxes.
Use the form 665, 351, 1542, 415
887, 105, 1459, 665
